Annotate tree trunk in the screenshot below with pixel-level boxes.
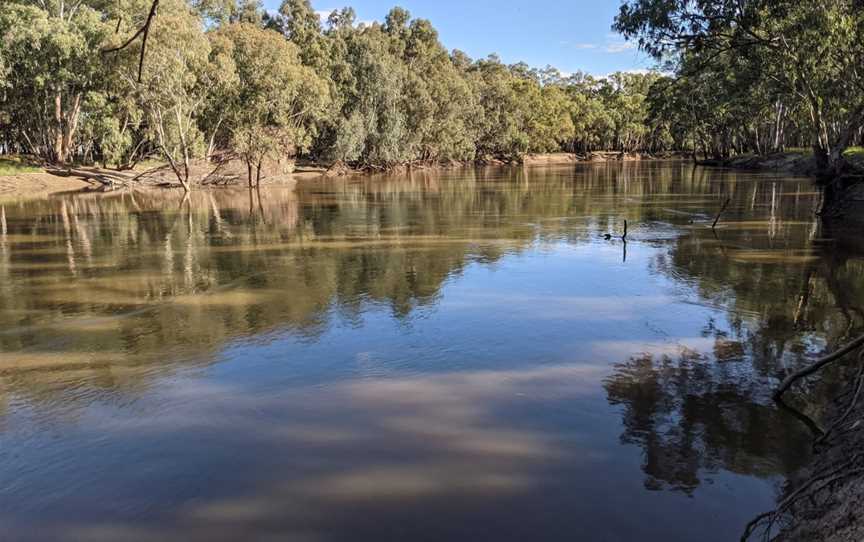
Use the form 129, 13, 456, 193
53, 91, 64, 163
61, 93, 82, 163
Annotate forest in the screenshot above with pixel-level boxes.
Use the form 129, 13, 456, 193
1, 0, 863, 190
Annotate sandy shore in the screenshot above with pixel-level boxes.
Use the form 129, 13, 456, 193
0, 153, 687, 201
522, 151, 685, 165
0, 172, 94, 201
0, 163, 323, 201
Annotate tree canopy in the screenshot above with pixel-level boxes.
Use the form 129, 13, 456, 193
3, 0, 859, 188
615, 0, 864, 172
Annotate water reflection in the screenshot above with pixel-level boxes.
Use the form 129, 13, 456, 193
604, 349, 811, 494
1, 162, 862, 541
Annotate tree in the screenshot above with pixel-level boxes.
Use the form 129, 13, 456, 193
211, 22, 329, 185
614, 0, 864, 173
273, 0, 327, 69
0, 1, 108, 163
134, 0, 213, 191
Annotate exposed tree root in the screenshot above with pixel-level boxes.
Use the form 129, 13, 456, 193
742, 342, 864, 541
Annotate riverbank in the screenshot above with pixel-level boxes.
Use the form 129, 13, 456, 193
697, 152, 821, 176
522, 151, 685, 165
773, 386, 864, 541
0, 172, 94, 201
0, 152, 692, 200
0, 159, 323, 201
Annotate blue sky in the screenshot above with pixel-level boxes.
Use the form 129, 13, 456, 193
261, 0, 654, 76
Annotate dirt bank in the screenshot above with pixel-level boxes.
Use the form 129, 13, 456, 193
0, 173, 93, 201
0, 158, 328, 201
698, 152, 821, 176
522, 151, 685, 165
744, 329, 864, 542
0, 152, 695, 198
773, 386, 864, 542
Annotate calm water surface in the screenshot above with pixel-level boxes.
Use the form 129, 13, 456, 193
1, 162, 861, 541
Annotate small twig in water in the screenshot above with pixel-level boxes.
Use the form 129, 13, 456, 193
712, 198, 730, 229
622, 219, 628, 240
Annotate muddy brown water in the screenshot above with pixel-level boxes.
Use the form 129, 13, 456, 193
0, 162, 860, 541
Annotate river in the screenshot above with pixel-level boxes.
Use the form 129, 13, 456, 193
0, 161, 859, 541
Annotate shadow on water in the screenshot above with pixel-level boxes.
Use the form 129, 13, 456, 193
1, 162, 863, 541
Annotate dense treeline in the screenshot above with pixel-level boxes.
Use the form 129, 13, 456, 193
616, 0, 864, 174
0, 0, 681, 189
4, 0, 861, 191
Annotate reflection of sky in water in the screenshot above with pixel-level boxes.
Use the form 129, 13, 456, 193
0, 163, 854, 541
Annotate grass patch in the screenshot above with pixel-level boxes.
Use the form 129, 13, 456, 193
0, 156, 41, 176
843, 146, 864, 158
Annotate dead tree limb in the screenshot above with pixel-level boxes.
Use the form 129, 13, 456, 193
102, 0, 159, 83
774, 332, 864, 400
712, 198, 730, 229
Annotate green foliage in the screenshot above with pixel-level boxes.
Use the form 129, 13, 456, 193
615, 0, 864, 169
0, 0, 709, 178
0, 0, 109, 162
843, 147, 864, 172
210, 22, 329, 182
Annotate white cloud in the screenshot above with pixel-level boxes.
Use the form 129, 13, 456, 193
564, 34, 637, 54
315, 9, 335, 21
591, 68, 656, 79
603, 41, 636, 53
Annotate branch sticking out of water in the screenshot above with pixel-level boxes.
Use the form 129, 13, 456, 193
622, 219, 628, 240
774, 332, 864, 401
712, 198, 730, 229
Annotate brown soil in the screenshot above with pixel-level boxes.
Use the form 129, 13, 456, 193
523, 151, 680, 165
0, 172, 93, 201
0, 152, 690, 200
773, 390, 864, 542
0, 157, 328, 201
698, 152, 820, 176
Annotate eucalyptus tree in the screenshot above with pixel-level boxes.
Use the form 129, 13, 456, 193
273, 0, 328, 70
386, 9, 479, 162
0, 0, 716, 172
0, 0, 109, 163
132, 0, 213, 191
210, 22, 330, 185
614, 0, 864, 173
470, 56, 530, 160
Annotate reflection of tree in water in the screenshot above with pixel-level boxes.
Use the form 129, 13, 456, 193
604, 347, 812, 494
0, 164, 835, 423
612, 179, 864, 495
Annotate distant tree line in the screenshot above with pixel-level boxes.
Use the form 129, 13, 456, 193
3, 0, 860, 189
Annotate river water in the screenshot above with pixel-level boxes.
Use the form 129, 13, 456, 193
0, 162, 860, 541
